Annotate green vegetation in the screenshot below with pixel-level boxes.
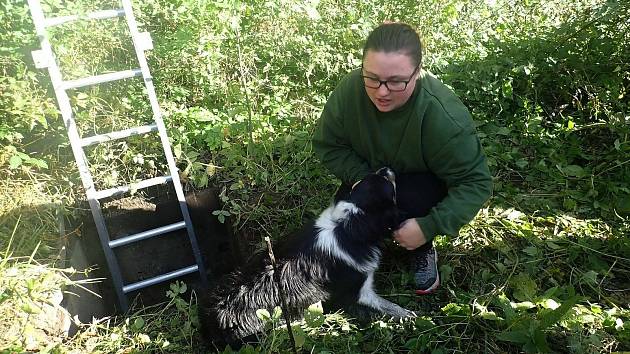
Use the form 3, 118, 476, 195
1, 0, 628, 352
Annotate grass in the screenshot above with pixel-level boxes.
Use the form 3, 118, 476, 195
1, 0, 629, 352
1, 176, 628, 353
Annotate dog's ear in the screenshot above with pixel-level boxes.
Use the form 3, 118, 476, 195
350, 174, 396, 212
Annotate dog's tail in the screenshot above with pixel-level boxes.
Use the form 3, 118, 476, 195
198, 256, 329, 346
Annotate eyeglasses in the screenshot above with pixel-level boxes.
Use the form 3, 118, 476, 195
361, 66, 419, 92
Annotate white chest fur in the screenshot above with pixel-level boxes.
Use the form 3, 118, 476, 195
314, 201, 381, 273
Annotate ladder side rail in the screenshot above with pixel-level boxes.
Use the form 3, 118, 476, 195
121, 0, 208, 287
27, 0, 130, 311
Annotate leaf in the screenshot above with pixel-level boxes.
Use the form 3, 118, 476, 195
169, 283, 177, 294
178, 282, 187, 294
75, 92, 89, 108
587, 254, 608, 272
138, 333, 151, 343
133, 317, 145, 330
615, 195, 630, 214
495, 262, 507, 274
531, 328, 551, 353
8, 155, 22, 169
538, 295, 580, 330
496, 126, 511, 135
441, 303, 470, 316
272, 306, 282, 320
542, 287, 559, 298
563, 198, 577, 210
415, 317, 436, 330
439, 264, 453, 283
481, 310, 501, 320
21, 301, 40, 314
25, 158, 48, 169
277, 325, 299, 350
539, 298, 560, 310
173, 144, 182, 159
523, 246, 539, 257
544, 241, 562, 250
481, 268, 492, 282
256, 308, 271, 321
496, 294, 515, 321
441, 303, 462, 315
511, 273, 538, 301
404, 338, 419, 350
505, 209, 524, 220
515, 158, 528, 168
511, 301, 536, 310
497, 329, 529, 344
502, 79, 513, 97
303, 5, 320, 20
473, 303, 502, 320
580, 270, 598, 285
590, 304, 602, 314
304, 302, 325, 328
615, 318, 624, 330
431, 348, 447, 354
562, 165, 585, 177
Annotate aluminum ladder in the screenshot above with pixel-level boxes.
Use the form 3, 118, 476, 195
27, 0, 208, 312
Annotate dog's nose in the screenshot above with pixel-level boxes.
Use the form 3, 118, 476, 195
376, 167, 395, 183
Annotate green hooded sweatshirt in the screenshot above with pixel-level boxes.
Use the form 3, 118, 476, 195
312, 69, 493, 242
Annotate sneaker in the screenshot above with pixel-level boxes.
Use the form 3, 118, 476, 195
413, 246, 439, 294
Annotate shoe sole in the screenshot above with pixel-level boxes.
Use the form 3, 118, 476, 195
414, 276, 439, 295
414, 248, 439, 295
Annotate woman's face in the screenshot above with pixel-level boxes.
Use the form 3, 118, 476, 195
362, 50, 419, 112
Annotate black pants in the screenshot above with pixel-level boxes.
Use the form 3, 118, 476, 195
334, 172, 447, 252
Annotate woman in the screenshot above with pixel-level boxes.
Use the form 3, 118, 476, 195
312, 22, 492, 294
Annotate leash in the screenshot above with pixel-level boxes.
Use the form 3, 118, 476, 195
265, 236, 298, 354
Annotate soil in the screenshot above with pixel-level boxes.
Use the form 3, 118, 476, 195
63, 186, 243, 323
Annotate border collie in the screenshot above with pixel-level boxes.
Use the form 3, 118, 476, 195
198, 167, 415, 348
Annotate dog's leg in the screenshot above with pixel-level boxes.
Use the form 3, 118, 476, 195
357, 273, 416, 319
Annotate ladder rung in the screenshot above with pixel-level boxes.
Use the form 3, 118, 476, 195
109, 221, 186, 248
62, 69, 142, 90
44, 9, 125, 27
80, 124, 158, 147
122, 265, 199, 293
94, 175, 172, 200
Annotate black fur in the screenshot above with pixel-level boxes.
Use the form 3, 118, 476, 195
198, 168, 415, 349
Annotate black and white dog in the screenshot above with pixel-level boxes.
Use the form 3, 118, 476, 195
198, 167, 415, 348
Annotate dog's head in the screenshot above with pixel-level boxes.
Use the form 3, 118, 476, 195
348, 167, 399, 232
350, 167, 396, 210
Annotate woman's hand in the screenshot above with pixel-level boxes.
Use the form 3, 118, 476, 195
393, 218, 426, 250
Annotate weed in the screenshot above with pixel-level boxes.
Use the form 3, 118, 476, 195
0, 0, 628, 353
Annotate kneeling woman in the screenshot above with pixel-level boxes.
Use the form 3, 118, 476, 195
312, 22, 493, 295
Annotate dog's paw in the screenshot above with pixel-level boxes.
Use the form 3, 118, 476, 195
389, 307, 417, 320
402, 309, 417, 319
